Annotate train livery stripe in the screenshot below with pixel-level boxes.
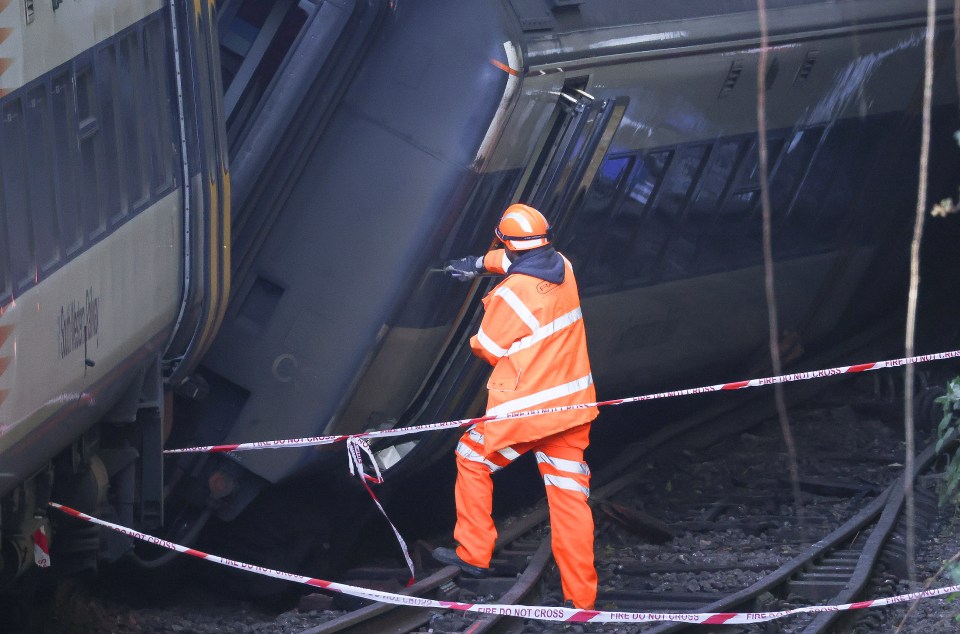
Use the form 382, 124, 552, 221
47, 502, 960, 626
0, 325, 12, 348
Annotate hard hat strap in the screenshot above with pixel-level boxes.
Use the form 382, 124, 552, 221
495, 227, 552, 243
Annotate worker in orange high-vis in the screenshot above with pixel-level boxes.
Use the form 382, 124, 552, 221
433, 203, 599, 610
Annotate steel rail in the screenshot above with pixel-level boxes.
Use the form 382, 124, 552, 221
644, 439, 941, 633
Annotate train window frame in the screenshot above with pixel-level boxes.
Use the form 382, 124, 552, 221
96, 43, 125, 227
51, 71, 83, 258
0, 97, 36, 292
0, 194, 9, 303
117, 30, 151, 213
25, 83, 61, 275
143, 15, 177, 196
645, 143, 712, 282
75, 64, 107, 243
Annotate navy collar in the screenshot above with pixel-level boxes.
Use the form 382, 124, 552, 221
507, 246, 565, 284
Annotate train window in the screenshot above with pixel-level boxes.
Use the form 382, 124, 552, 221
789, 121, 886, 251
118, 32, 151, 212
0, 201, 9, 301
770, 127, 824, 257
633, 145, 708, 281
674, 140, 748, 277
0, 99, 35, 291
605, 150, 670, 283
96, 45, 124, 225
562, 155, 632, 286
143, 17, 176, 195
76, 68, 106, 241
572, 150, 669, 289
51, 72, 83, 257
25, 85, 61, 274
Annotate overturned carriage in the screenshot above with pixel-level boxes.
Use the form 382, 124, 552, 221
169, 0, 960, 552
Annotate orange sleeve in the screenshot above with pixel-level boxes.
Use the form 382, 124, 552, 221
469, 283, 534, 365
482, 250, 511, 275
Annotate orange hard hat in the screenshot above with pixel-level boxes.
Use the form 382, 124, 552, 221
495, 204, 551, 251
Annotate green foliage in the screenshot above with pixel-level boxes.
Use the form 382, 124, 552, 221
935, 377, 960, 507
948, 561, 960, 586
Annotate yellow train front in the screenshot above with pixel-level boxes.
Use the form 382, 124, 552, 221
0, 0, 228, 591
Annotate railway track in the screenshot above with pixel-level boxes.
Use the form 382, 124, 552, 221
293, 381, 950, 633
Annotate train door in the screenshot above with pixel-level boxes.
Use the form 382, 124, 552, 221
516, 79, 627, 237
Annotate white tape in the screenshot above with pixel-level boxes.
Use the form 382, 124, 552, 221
164, 349, 960, 455
49, 503, 960, 625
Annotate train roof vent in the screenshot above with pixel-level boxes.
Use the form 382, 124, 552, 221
509, 0, 555, 31
718, 59, 743, 99
793, 50, 819, 88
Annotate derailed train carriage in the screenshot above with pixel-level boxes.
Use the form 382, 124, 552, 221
168, 0, 960, 555
2, 0, 960, 591
0, 0, 228, 588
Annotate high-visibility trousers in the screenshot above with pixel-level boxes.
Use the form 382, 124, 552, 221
453, 421, 597, 609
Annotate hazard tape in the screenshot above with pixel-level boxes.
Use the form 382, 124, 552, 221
48, 502, 960, 625
164, 349, 960, 455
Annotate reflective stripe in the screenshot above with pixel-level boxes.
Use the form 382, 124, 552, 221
535, 452, 590, 475
506, 307, 582, 356
476, 327, 508, 359
468, 427, 483, 444
498, 447, 521, 462
500, 251, 512, 272
487, 374, 594, 416
494, 287, 540, 332
543, 474, 590, 496
503, 211, 534, 232
456, 442, 502, 471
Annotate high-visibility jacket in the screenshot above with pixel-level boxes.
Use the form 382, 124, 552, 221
470, 249, 598, 455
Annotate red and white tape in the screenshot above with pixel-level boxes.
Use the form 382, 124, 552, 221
32, 525, 50, 568
48, 502, 960, 625
164, 349, 960, 455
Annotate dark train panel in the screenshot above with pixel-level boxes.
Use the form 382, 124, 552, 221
170, 0, 960, 532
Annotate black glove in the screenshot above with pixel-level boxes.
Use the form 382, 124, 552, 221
444, 256, 483, 281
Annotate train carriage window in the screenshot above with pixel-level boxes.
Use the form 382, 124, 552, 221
634, 145, 709, 281
117, 31, 151, 212
707, 137, 786, 269
25, 84, 61, 274
571, 150, 670, 290
76, 67, 106, 241
771, 128, 823, 217
143, 16, 177, 195
51, 72, 82, 256
671, 140, 747, 277
0, 202, 9, 300
0, 99, 35, 291
786, 120, 887, 253
562, 154, 632, 286
96, 44, 124, 224
117, 31, 150, 210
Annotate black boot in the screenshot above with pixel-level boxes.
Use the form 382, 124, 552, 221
432, 547, 488, 577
